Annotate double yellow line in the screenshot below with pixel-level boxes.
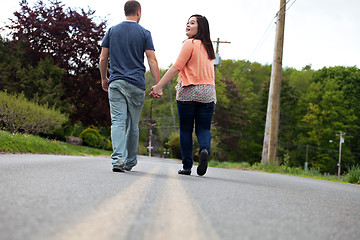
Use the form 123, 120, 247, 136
53, 165, 220, 240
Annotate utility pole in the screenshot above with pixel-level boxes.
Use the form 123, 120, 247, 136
212, 38, 231, 54
212, 38, 230, 74
261, 0, 286, 165
147, 100, 156, 157
305, 144, 309, 171
148, 126, 153, 157
167, 84, 177, 133
336, 132, 345, 176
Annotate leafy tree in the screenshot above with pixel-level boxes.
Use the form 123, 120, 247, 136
213, 77, 248, 162
296, 72, 358, 173
286, 65, 314, 97
0, 37, 66, 109
309, 66, 360, 173
0, 36, 27, 94
242, 62, 272, 94
231, 66, 265, 163
5, 0, 109, 126
276, 68, 304, 166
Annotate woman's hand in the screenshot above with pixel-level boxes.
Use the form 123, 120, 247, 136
149, 66, 179, 98
149, 85, 163, 98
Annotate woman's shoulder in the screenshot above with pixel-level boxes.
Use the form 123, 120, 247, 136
183, 38, 201, 44
182, 39, 201, 51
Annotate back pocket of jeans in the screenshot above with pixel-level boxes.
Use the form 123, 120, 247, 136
131, 92, 145, 107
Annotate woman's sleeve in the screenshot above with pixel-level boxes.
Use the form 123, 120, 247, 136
173, 40, 193, 71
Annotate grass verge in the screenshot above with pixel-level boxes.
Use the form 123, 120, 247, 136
0, 130, 111, 156
209, 160, 358, 184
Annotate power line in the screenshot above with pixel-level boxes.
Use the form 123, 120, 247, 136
278, 0, 298, 21
242, 0, 298, 72
286, 0, 298, 14
241, 16, 277, 72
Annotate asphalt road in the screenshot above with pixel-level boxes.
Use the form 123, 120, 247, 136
0, 154, 359, 240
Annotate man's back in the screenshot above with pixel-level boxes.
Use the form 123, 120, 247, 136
101, 21, 154, 90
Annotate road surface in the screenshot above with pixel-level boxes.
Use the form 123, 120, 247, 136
0, 154, 359, 240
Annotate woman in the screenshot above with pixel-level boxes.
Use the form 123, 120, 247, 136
150, 14, 216, 176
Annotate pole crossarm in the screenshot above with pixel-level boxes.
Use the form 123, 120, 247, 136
212, 38, 231, 54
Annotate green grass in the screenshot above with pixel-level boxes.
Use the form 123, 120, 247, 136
209, 160, 353, 184
0, 130, 111, 156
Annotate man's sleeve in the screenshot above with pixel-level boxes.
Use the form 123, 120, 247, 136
101, 29, 111, 48
144, 30, 155, 51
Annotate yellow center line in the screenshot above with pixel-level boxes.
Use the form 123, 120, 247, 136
52, 167, 160, 240
144, 165, 221, 240
52, 164, 220, 240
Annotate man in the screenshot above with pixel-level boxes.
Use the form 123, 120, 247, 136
99, 0, 160, 172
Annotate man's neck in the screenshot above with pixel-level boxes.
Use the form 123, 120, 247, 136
126, 16, 139, 23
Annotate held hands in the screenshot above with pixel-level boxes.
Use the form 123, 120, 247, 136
149, 66, 178, 98
149, 85, 163, 98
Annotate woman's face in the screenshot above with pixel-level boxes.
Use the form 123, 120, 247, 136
186, 16, 198, 38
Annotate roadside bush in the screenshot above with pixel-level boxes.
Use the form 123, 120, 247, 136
343, 165, 360, 184
138, 142, 147, 155
0, 91, 68, 135
83, 132, 102, 149
168, 133, 181, 159
64, 123, 85, 138
103, 138, 112, 151
79, 127, 103, 149
79, 126, 112, 150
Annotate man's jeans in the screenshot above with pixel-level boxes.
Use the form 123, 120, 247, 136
108, 80, 145, 167
176, 101, 215, 170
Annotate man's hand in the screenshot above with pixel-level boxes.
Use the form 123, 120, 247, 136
99, 47, 109, 92
149, 85, 163, 98
102, 78, 109, 92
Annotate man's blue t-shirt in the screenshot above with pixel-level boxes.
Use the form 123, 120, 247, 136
101, 21, 155, 90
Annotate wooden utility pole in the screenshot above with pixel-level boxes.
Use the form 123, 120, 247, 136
336, 132, 345, 176
212, 38, 230, 71
212, 38, 231, 54
167, 84, 177, 133
261, 0, 286, 165
147, 100, 156, 157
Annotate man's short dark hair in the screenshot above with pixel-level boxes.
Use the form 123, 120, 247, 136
124, 0, 141, 16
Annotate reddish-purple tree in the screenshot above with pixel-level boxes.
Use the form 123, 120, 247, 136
7, 0, 110, 126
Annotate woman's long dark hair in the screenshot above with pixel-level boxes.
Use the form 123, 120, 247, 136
190, 14, 215, 60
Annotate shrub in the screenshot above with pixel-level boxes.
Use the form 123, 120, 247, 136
343, 165, 360, 184
157, 146, 165, 157
79, 127, 103, 149
64, 123, 85, 138
104, 138, 112, 151
79, 126, 112, 150
138, 142, 147, 155
168, 133, 181, 159
0, 91, 68, 135
84, 133, 102, 148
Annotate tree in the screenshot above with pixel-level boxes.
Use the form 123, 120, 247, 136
286, 65, 314, 97
309, 66, 360, 173
0, 36, 66, 109
296, 72, 358, 173
213, 77, 248, 162
5, 0, 109, 126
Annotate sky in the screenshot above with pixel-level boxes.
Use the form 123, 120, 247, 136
1, 0, 359, 70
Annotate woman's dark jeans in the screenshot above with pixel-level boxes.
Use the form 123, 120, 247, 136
176, 101, 215, 170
